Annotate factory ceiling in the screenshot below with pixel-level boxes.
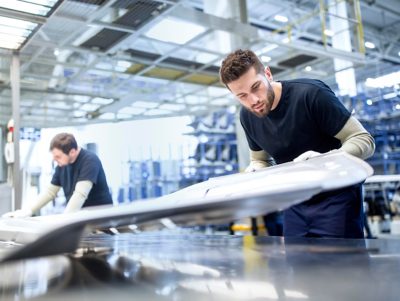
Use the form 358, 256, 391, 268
0, 0, 399, 127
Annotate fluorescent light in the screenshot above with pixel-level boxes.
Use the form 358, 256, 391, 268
365, 41, 375, 49
383, 92, 397, 100
274, 15, 288, 23
0, 33, 25, 43
395, 104, 400, 110
324, 29, 334, 36
366, 99, 373, 105
0, 16, 38, 49
0, 16, 37, 29
0, 0, 54, 16
145, 17, 207, 45
0, 24, 31, 37
305, 66, 312, 72
0, 40, 21, 49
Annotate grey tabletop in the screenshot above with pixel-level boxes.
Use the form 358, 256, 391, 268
0, 232, 398, 300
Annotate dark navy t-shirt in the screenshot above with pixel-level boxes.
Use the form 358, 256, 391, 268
51, 149, 112, 207
240, 79, 351, 164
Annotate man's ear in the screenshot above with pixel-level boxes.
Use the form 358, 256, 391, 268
68, 148, 77, 157
264, 66, 273, 81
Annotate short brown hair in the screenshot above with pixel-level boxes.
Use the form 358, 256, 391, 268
49, 133, 78, 154
219, 49, 265, 86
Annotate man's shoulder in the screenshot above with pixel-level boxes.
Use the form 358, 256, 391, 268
283, 78, 329, 91
79, 149, 100, 163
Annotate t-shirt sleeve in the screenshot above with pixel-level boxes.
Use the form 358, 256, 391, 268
78, 155, 100, 184
310, 81, 351, 136
51, 166, 61, 186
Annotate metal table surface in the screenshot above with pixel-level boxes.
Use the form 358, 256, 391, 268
1, 232, 399, 300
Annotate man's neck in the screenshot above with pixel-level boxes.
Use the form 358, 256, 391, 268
70, 147, 81, 164
270, 81, 282, 110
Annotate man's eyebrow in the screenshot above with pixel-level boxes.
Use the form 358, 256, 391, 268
251, 80, 261, 89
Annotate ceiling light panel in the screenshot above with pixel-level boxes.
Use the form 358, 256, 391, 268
0, 0, 57, 16
144, 17, 207, 45
0, 16, 38, 49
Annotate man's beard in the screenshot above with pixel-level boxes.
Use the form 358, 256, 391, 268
249, 87, 275, 118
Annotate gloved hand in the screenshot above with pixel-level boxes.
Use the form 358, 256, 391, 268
293, 150, 321, 162
2, 208, 33, 218
245, 161, 268, 172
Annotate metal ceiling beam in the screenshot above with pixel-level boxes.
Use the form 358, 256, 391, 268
169, 5, 366, 64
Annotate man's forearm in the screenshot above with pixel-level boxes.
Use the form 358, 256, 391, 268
64, 180, 93, 213
30, 184, 61, 213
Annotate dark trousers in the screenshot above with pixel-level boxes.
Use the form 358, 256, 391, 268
283, 184, 364, 238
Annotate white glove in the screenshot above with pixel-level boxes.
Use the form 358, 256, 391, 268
245, 161, 268, 172
293, 150, 321, 162
2, 208, 33, 218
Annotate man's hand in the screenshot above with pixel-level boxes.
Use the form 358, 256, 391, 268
293, 150, 321, 162
245, 161, 268, 172
2, 208, 33, 218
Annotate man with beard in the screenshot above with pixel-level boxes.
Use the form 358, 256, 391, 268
4, 133, 113, 217
219, 49, 375, 238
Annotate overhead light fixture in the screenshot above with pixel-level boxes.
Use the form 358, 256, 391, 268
383, 92, 397, 100
324, 29, 334, 37
145, 17, 207, 45
274, 15, 288, 23
0, 0, 58, 16
305, 66, 312, 72
0, 16, 38, 49
282, 37, 290, 44
395, 104, 400, 110
364, 41, 375, 49
366, 99, 373, 106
